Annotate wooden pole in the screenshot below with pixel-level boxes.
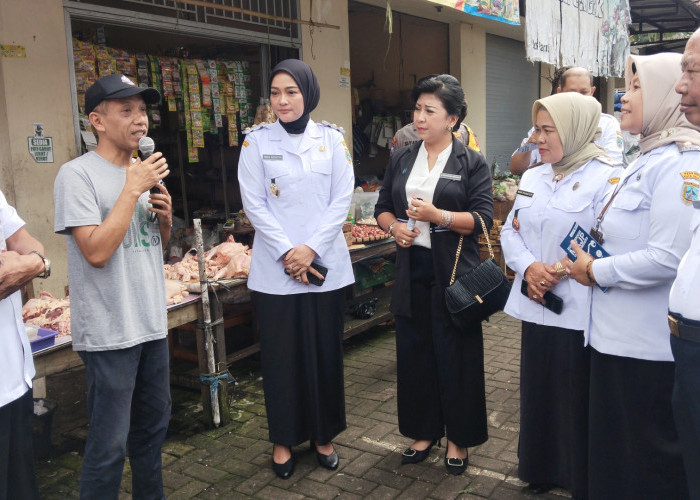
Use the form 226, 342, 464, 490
193, 218, 221, 427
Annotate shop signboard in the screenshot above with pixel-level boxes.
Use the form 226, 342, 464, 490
27, 123, 54, 163
427, 0, 520, 26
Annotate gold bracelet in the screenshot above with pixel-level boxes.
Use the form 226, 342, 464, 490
554, 261, 568, 280
585, 259, 596, 285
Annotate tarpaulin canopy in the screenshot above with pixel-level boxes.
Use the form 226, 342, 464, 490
629, 0, 700, 53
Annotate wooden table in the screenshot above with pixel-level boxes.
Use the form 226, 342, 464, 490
32, 294, 204, 382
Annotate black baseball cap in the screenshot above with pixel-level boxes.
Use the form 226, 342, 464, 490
85, 73, 161, 114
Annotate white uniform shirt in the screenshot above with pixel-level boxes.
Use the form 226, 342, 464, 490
516, 113, 624, 166
501, 159, 621, 330
404, 142, 452, 249
238, 119, 355, 294
669, 206, 700, 320
589, 143, 700, 361
0, 190, 35, 407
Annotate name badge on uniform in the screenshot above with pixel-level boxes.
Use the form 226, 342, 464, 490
440, 173, 461, 181
516, 189, 534, 197
263, 154, 283, 160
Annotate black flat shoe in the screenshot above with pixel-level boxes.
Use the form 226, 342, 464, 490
444, 450, 468, 475
311, 441, 339, 470
272, 456, 295, 479
524, 483, 555, 495
401, 439, 438, 464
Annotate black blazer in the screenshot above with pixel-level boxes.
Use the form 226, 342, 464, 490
374, 137, 494, 318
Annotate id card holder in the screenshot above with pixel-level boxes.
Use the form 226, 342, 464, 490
590, 226, 604, 244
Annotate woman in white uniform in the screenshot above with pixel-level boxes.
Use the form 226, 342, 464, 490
568, 53, 700, 499
501, 92, 620, 499
237, 59, 355, 479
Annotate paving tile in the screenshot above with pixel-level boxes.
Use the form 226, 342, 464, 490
361, 467, 414, 491
182, 462, 227, 483
341, 451, 383, 477
365, 484, 402, 499
327, 473, 378, 495
288, 477, 342, 499
168, 479, 209, 500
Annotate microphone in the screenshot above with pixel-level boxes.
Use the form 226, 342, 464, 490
138, 136, 163, 212
138, 136, 155, 159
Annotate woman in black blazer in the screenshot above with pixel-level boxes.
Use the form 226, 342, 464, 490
374, 74, 493, 475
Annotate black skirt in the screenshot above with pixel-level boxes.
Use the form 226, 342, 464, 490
394, 246, 488, 448
253, 289, 346, 446
518, 322, 590, 498
588, 347, 688, 499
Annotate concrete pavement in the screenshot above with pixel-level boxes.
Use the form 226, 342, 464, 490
35, 312, 572, 499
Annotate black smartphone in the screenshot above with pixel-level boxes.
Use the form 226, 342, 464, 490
520, 280, 563, 314
307, 262, 328, 287
284, 261, 328, 286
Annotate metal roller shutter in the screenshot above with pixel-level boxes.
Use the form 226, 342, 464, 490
486, 34, 540, 174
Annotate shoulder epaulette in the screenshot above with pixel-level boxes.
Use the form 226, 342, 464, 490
320, 120, 345, 134
243, 122, 274, 135
595, 155, 621, 167
677, 141, 700, 153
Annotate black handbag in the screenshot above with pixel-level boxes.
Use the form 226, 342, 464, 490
444, 212, 511, 329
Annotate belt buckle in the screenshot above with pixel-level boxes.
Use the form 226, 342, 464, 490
668, 315, 680, 338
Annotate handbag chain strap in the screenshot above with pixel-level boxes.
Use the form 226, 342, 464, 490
449, 211, 492, 286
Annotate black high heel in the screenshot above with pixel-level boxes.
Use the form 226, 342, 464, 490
310, 441, 339, 470
443, 448, 468, 476
524, 483, 555, 495
401, 439, 439, 465
272, 445, 295, 479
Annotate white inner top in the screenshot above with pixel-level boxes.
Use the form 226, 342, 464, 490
405, 142, 453, 249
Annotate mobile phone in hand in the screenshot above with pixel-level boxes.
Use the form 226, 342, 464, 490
307, 262, 328, 286
520, 280, 563, 314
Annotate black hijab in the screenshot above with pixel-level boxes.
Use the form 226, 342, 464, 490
270, 59, 320, 134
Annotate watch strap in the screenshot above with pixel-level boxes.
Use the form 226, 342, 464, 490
29, 250, 49, 279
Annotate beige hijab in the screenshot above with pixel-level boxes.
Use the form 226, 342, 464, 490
628, 53, 700, 154
532, 92, 607, 178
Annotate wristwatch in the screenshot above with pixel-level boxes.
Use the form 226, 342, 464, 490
30, 250, 51, 279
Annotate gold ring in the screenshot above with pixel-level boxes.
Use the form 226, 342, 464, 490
540, 280, 546, 286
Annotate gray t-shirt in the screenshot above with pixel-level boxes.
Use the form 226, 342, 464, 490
54, 151, 167, 351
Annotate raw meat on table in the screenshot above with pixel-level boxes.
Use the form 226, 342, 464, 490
22, 291, 71, 337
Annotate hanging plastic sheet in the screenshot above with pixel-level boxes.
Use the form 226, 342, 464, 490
525, 0, 631, 77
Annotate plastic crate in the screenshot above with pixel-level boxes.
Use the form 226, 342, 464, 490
354, 258, 395, 291
30, 328, 59, 353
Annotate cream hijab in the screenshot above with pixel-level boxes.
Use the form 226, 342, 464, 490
628, 53, 700, 154
532, 92, 607, 178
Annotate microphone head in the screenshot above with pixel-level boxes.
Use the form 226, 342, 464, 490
138, 136, 155, 157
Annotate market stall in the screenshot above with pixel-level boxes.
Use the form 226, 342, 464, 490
29, 233, 397, 426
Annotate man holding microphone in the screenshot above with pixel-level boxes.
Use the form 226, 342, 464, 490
54, 74, 172, 499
